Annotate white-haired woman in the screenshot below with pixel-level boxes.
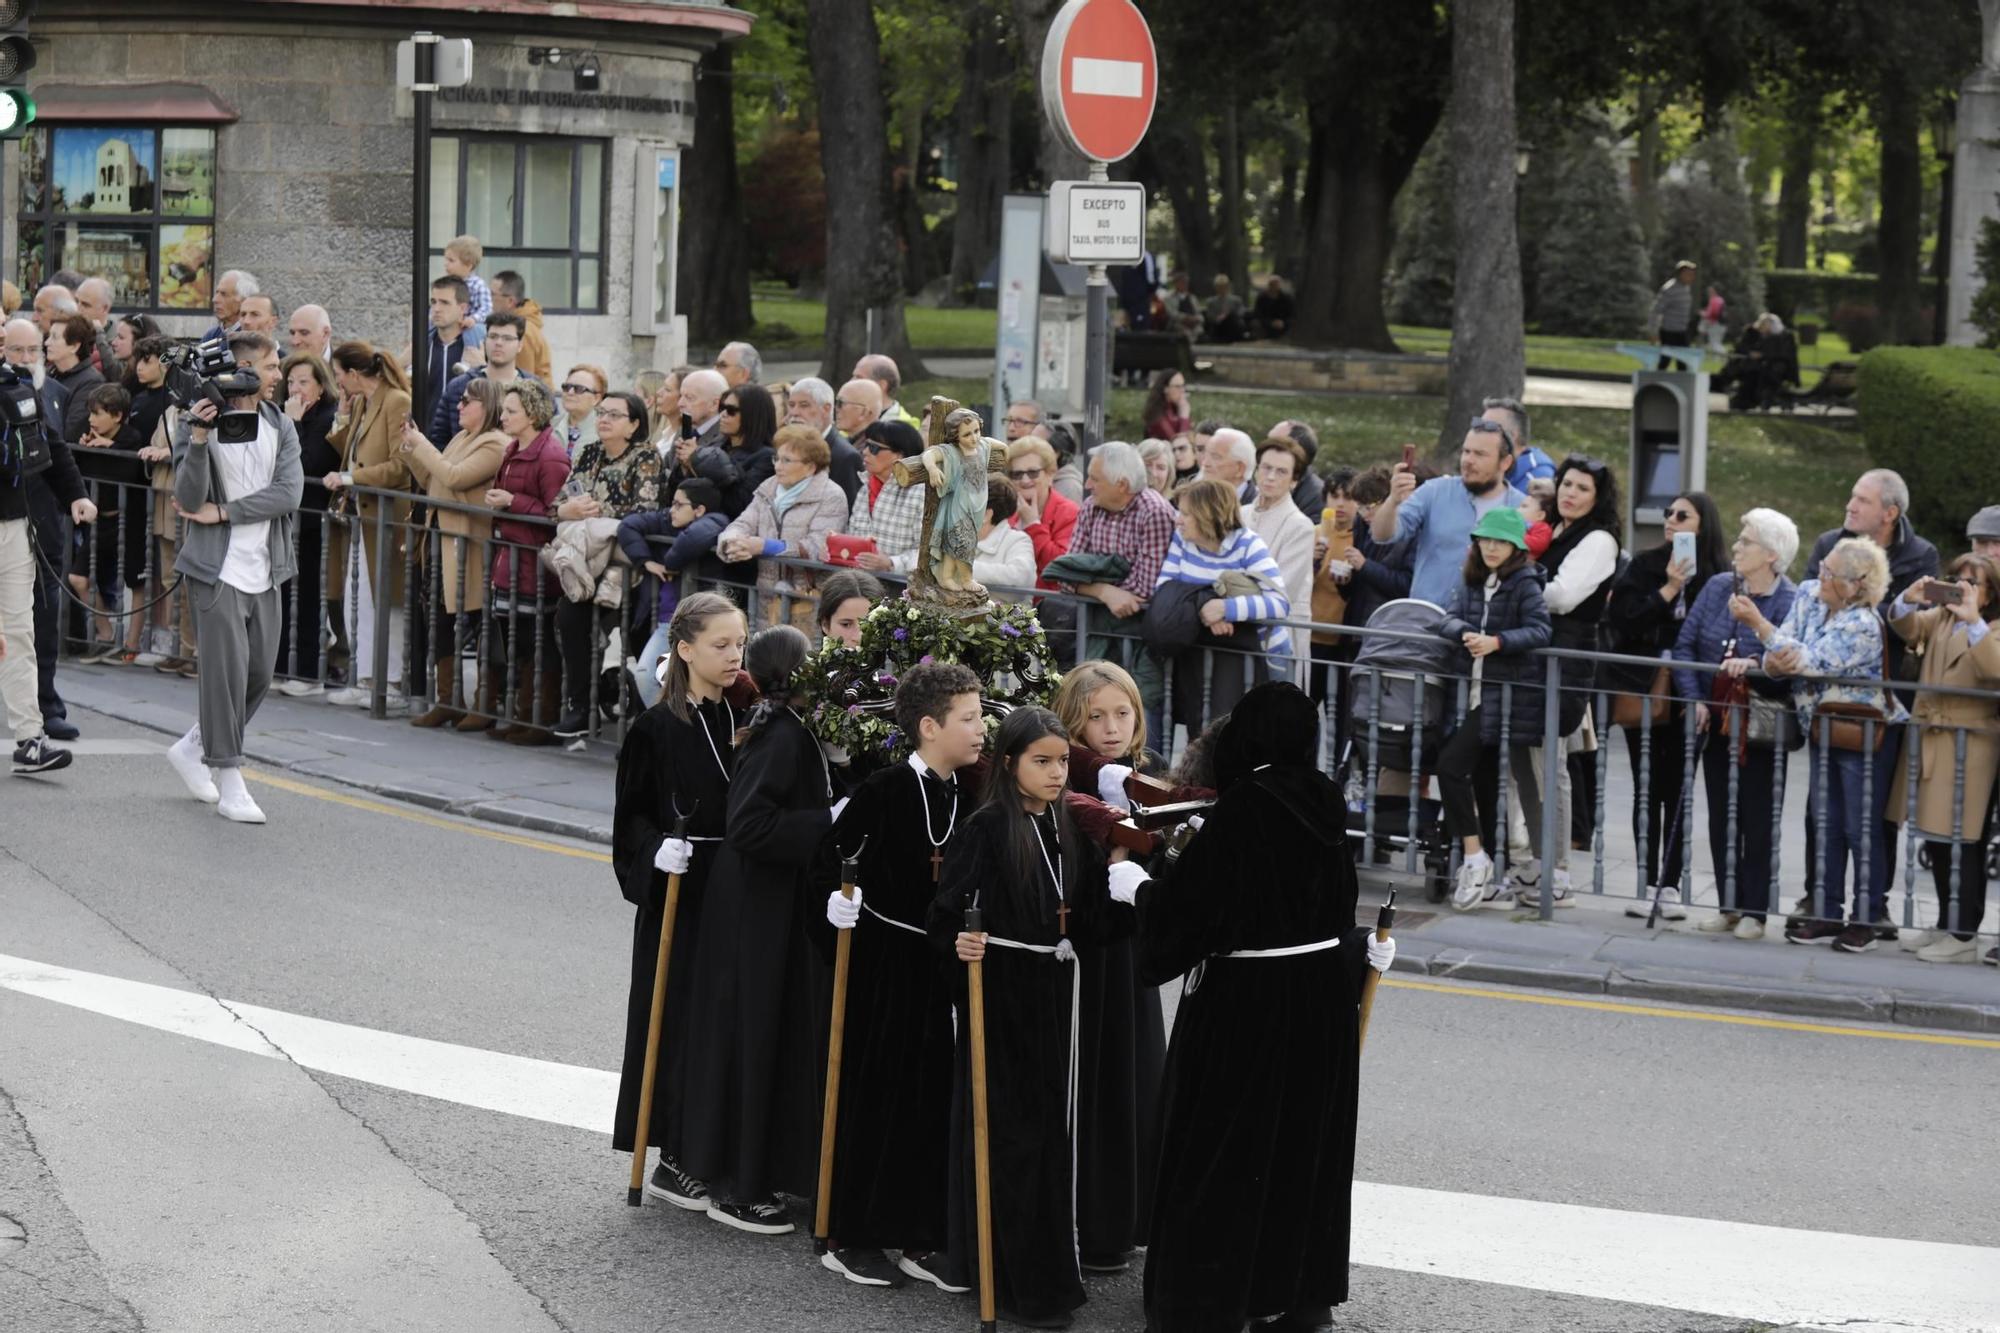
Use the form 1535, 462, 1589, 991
1674, 507, 1801, 938
1732, 536, 1903, 952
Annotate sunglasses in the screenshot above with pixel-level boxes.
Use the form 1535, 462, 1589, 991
560, 382, 599, 395
861, 441, 893, 455
720, 404, 742, 416
1666, 506, 1698, 521
1008, 468, 1044, 481
1467, 417, 1516, 453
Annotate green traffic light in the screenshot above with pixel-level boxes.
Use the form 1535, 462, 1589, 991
0, 89, 33, 136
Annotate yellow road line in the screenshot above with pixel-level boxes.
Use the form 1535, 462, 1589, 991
244, 769, 612, 864
1381, 977, 2000, 1050
242, 768, 1999, 1050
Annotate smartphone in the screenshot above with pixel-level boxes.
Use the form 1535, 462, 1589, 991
1401, 442, 1417, 471
680, 411, 695, 441
1925, 577, 1964, 605
1672, 530, 1697, 569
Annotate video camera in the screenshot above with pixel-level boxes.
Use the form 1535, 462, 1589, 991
0, 362, 49, 484
162, 337, 266, 444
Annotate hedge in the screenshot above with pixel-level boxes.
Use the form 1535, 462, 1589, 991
1857, 346, 2000, 549
1764, 268, 1942, 324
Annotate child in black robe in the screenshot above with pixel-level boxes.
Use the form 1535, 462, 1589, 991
818, 660, 987, 1289
610, 593, 747, 1209
926, 707, 1133, 1330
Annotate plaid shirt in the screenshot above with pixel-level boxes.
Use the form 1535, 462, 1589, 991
1065, 486, 1176, 598
849, 475, 924, 559
464, 271, 492, 328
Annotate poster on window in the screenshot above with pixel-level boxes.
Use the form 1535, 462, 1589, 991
159, 129, 215, 217
52, 127, 157, 214
158, 225, 214, 309
60, 226, 153, 307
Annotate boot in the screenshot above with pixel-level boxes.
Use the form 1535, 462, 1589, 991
488, 673, 532, 743
456, 668, 501, 733
506, 670, 564, 746
410, 657, 463, 728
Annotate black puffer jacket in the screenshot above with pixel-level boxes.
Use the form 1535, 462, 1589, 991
1439, 561, 1553, 745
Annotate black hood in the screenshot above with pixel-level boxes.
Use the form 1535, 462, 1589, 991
1211, 681, 1321, 795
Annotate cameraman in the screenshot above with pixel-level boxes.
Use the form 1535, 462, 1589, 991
1, 348, 94, 775
164, 342, 304, 823
5, 317, 85, 743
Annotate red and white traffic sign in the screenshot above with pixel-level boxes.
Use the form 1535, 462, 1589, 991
1040, 0, 1158, 165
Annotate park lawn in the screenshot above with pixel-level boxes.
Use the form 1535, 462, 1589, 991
900, 372, 1869, 542
751, 290, 993, 352
1390, 325, 1856, 377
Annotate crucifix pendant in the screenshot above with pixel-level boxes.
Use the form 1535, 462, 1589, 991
930, 847, 944, 884
1056, 899, 1070, 938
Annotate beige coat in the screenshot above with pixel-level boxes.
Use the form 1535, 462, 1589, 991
406, 427, 507, 612
1887, 605, 2000, 840
325, 385, 412, 604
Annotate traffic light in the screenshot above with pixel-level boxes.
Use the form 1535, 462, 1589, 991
0, 0, 35, 142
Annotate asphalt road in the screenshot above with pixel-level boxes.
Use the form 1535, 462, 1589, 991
3, 712, 1996, 1333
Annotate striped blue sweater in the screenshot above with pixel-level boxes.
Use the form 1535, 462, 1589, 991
1155, 528, 1294, 656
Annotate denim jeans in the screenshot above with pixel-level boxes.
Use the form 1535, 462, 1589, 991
1811, 743, 1899, 924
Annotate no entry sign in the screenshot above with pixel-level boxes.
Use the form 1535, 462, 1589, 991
1040, 0, 1158, 164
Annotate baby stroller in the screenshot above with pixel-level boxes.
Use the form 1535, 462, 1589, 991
1341, 598, 1456, 900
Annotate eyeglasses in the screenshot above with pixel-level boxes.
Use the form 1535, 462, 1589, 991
1003, 416, 1039, 429
861, 441, 892, 455
1008, 468, 1044, 481
1467, 417, 1516, 453
594, 408, 629, 421
720, 404, 742, 416
560, 382, 599, 396
670, 498, 694, 511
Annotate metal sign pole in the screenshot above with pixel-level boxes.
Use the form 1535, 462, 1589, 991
410, 32, 438, 419
1082, 160, 1110, 454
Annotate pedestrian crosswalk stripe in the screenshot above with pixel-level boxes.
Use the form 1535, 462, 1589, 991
4, 951, 1995, 1331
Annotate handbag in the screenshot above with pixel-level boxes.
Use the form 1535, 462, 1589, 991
1807, 628, 1892, 752
1611, 663, 1673, 728
1710, 640, 1802, 760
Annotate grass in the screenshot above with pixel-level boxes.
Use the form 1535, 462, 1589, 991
1390, 325, 1857, 377
897, 373, 1870, 542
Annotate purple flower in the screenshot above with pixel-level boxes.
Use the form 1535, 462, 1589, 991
893, 628, 909, 641
847, 704, 861, 715
919, 654, 934, 665
1000, 623, 1021, 638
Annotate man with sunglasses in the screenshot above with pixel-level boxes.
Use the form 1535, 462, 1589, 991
1481, 395, 1557, 492
425, 312, 542, 448
1371, 417, 1527, 608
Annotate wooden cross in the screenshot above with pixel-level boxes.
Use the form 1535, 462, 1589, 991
1056, 899, 1069, 939
930, 846, 944, 884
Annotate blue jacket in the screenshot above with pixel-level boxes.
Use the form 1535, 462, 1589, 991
1439, 561, 1552, 744
1390, 476, 1528, 609
1671, 573, 1797, 704
617, 507, 729, 621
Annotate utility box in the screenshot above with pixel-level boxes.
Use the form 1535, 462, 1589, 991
991, 195, 1089, 424
1037, 259, 1089, 422
1618, 344, 1710, 552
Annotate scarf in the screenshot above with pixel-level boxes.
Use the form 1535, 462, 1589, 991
771, 473, 814, 522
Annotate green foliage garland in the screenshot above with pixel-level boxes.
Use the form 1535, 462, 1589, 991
800, 597, 1059, 763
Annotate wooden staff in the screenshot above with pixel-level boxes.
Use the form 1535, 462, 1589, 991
965, 905, 997, 1332
812, 843, 864, 1253
626, 813, 690, 1206
1357, 887, 1397, 1053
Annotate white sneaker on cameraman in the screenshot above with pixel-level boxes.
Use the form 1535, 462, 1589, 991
213, 768, 265, 824
166, 728, 219, 804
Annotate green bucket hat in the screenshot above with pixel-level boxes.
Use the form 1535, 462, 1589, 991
1470, 507, 1529, 550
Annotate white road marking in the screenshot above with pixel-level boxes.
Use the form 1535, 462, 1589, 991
1069, 56, 1144, 98
4, 952, 1997, 1331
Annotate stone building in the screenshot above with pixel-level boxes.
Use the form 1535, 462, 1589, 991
5, 1, 753, 380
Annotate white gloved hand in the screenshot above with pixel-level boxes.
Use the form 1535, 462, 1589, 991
1107, 859, 1149, 906
654, 837, 694, 875
1096, 763, 1135, 811
829, 796, 850, 824
1366, 935, 1396, 974
822, 739, 852, 766
827, 887, 863, 929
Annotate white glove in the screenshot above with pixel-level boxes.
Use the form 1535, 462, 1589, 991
822, 739, 852, 766
1096, 763, 1135, 811
827, 887, 863, 929
1107, 860, 1149, 906
1366, 935, 1396, 974
653, 837, 693, 875
829, 796, 850, 824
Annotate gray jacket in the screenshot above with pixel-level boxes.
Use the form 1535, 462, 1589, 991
171, 401, 305, 588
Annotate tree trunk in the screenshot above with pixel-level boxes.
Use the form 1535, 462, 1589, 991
1292, 118, 1432, 352
946, 0, 1014, 303
1010, 0, 1090, 186
1775, 92, 1817, 272
677, 44, 752, 345
1217, 93, 1249, 296
1633, 81, 1662, 244
1438, 0, 1524, 455
1272, 152, 1302, 284
1139, 111, 1219, 288
1875, 72, 1926, 345
806, 0, 927, 382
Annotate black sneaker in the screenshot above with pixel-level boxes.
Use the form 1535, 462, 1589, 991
1870, 921, 1900, 942
41, 717, 78, 741
706, 1195, 794, 1235
1784, 919, 1844, 945
1079, 1248, 1133, 1273
1831, 923, 1878, 954
552, 707, 591, 740
644, 1157, 709, 1211
820, 1247, 906, 1287
897, 1250, 970, 1292
11, 736, 72, 775
1983, 945, 1998, 967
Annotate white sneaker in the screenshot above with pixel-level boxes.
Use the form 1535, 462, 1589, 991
1732, 917, 1765, 941
327, 685, 370, 707
1897, 929, 1936, 953
166, 729, 219, 804
1697, 912, 1742, 934
1452, 856, 1494, 910
213, 768, 266, 824
1916, 935, 1976, 963
277, 678, 322, 698
1648, 888, 1687, 921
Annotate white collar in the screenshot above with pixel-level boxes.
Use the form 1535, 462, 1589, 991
906, 751, 954, 785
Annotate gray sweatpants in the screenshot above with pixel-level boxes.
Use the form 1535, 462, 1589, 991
191, 576, 278, 769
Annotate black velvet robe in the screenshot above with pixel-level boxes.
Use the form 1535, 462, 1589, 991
925, 806, 1133, 1324
818, 759, 963, 1252
1138, 764, 1369, 1333
609, 696, 735, 1158
680, 706, 835, 1202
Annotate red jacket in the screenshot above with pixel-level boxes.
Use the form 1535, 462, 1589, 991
490, 428, 572, 596
1013, 487, 1079, 589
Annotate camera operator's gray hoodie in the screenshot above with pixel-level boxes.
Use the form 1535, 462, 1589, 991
170, 401, 304, 587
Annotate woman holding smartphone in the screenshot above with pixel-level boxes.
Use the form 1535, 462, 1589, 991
1602, 493, 1728, 910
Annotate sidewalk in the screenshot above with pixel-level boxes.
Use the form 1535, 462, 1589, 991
59, 662, 1998, 1034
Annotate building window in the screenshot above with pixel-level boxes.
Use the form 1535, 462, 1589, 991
430, 133, 606, 314
15, 124, 218, 313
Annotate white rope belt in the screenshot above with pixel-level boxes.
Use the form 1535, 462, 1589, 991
685, 835, 725, 843
1188, 936, 1341, 994
863, 902, 926, 936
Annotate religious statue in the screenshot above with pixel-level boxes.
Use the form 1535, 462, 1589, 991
891, 396, 1010, 609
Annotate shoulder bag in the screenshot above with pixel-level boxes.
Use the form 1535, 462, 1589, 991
1808, 627, 1893, 752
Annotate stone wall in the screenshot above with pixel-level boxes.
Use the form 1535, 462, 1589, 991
1201, 344, 1451, 396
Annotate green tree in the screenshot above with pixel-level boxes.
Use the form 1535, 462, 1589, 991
1651, 128, 1765, 325
1970, 202, 2000, 349
1385, 135, 1455, 328
1521, 117, 1649, 338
